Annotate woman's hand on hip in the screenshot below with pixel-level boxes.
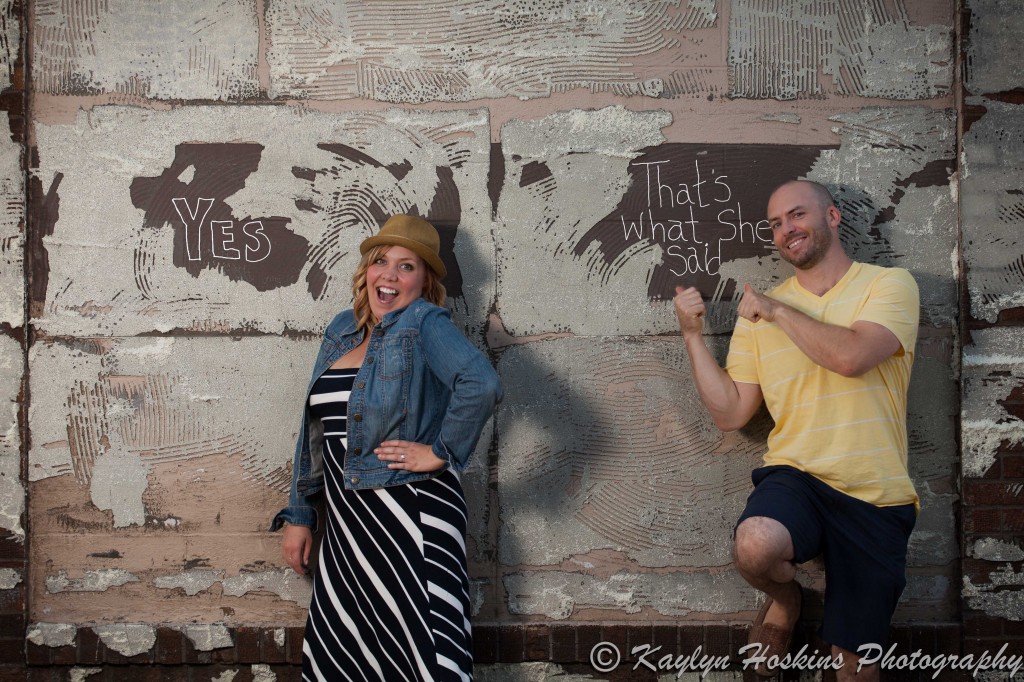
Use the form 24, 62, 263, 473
281, 523, 313, 576
376, 440, 446, 472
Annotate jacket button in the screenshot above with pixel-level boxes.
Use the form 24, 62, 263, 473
350, 477, 359, 484
375, 328, 384, 336
353, 414, 362, 422
356, 381, 364, 389
367, 356, 375, 364
353, 448, 361, 455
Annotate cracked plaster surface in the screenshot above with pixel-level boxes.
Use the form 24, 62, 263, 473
92, 623, 156, 657
963, 566, 1024, 622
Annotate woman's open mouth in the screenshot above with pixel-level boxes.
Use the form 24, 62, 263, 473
376, 286, 398, 303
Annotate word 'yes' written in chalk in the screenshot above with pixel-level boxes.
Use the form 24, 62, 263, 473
172, 198, 272, 263
622, 159, 773, 276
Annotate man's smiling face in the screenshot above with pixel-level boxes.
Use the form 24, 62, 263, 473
767, 182, 839, 271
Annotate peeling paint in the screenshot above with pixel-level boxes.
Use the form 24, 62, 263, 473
26, 622, 77, 648
252, 664, 277, 682
0, 567, 20, 589
154, 569, 225, 596
972, 538, 1024, 562
963, 567, 1024, 622
69, 668, 103, 682
180, 623, 233, 651
92, 623, 157, 657
46, 569, 139, 593
504, 570, 758, 619
211, 672, 238, 682
962, 328, 1024, 476
221, 568, 313, 606
963, 420, 1024, 477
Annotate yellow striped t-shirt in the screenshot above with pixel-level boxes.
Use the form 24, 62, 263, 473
725, 262, 920, 507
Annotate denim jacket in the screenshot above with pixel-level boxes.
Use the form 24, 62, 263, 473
271, 297, 502, 531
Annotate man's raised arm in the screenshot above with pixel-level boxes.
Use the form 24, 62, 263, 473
674, 286, 764, 432
737, 284, 901, 378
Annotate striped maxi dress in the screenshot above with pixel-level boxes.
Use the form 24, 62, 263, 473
302, 367, 474, 682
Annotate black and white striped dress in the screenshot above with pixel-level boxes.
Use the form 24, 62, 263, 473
302, 367, 474, 682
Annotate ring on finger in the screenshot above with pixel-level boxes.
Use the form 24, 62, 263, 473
401, 454, 406, 461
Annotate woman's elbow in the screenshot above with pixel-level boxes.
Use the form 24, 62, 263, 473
484, 376, 503, 407
466, 370, 502, 409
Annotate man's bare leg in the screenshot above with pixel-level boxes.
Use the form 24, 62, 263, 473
734, 516, 802, 635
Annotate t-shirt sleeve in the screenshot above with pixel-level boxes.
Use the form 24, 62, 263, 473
726, 318, 760, 384
856, 268, 920, 355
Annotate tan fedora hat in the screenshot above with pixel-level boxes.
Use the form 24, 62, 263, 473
360, 214, 447, 278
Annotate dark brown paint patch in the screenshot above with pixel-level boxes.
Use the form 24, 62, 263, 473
897, 158, 956, 189
425, 166, 463, 299
576, 144, 827, 299
27, 173, 62, 318
129, 144, 310, 292
87, 550, 122, 559
317, 144, 414, 181
488, 142, 505, 219
519, 160, 552, 187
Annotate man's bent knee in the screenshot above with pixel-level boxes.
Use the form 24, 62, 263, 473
733, 516, 795, 576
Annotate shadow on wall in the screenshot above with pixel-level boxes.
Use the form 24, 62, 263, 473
482, 316, 769, 622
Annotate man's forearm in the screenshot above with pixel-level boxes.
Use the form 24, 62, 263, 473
683, 333, 753, 432
771, 305, 889, 377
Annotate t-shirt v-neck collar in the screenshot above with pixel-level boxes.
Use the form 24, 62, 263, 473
791, 261, 860, 302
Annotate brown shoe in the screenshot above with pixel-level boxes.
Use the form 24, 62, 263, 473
748, 584, 802, 678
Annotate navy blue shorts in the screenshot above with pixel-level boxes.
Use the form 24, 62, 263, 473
736, 465, 917, 653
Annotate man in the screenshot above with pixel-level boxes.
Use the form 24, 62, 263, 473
674, 180, 919, 680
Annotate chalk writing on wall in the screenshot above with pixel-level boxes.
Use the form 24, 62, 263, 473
623, 158, 773, 278
171, 198, 272, 263
577, 144, 831, 299
129, 144, 310, 292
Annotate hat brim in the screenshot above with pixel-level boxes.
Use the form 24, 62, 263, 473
360, 234, 447, 278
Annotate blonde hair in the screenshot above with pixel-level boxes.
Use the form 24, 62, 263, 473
352, 244, 447, 333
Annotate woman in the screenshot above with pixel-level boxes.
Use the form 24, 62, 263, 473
271, 214, 501, 682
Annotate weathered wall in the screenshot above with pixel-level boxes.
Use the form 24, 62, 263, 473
959, 0, 1024, 659
0, 0, 1017, 679
0, 0, 25, 675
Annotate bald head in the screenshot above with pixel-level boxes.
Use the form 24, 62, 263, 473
765, 178, 847, 271
770, 180, 836, 211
